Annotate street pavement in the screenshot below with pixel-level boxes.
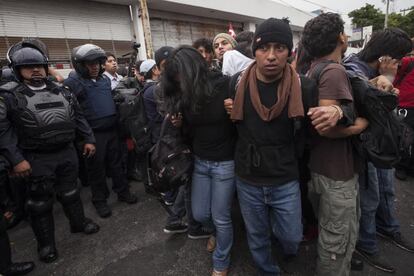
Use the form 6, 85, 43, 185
7, 177, 414, 276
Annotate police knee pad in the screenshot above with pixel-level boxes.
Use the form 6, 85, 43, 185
28, 176, 55, 197
26, 198, 53, 215
56, 188, 80, 205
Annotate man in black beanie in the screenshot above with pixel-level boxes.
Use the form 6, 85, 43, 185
223, 18, 344, 275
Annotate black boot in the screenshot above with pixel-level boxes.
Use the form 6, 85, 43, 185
62, 197, 99, 234
63, 202, 100, 234
30, 214, 58, 263
3, 262, 35, 276
58, 189, 100, 234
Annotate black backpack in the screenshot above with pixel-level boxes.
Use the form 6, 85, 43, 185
147, 116, 194, 193
114, 87, 152, 155
311, 61, 414, 169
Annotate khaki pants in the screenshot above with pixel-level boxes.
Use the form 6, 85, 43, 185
308, 173, 359, 276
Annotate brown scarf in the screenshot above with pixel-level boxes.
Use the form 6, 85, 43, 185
230, 61, 304, 121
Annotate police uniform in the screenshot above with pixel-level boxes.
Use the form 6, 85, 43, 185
0, 45, 99, 263
0, 155, 35, 275
64, 44, 137, 218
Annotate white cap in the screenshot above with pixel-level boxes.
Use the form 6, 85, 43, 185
139, 59, 156, 74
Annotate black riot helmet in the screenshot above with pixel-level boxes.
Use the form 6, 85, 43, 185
7, 46, 48, 82
71, 44, 106, 78
0, 67, 15, 82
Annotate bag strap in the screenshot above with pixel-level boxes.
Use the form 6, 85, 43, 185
158, 114, 171, 139
395, 60, 414, 86
307, 60, 335, 85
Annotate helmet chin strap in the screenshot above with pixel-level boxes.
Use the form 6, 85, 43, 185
26, 76, 46, 87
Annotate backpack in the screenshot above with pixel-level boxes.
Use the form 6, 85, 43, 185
114, 87, 152, 155
311, 60, 414, 169
147, 115, 194, 193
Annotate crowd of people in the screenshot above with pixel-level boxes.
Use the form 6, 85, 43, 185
0, 12, 413, 276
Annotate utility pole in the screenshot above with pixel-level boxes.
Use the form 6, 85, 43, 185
139, 0, 153, 59
400, 7, 413, 16
384, 0, 390, 29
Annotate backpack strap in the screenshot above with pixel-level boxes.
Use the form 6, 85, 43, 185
228, 71, 243, 99
395, 59, 414, 86
307, 60, 336, 85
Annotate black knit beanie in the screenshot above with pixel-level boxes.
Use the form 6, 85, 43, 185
252, 18, 293, 56
154, 46, 174, 67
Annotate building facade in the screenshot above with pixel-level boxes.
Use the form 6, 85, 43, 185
0, 0, 314, 66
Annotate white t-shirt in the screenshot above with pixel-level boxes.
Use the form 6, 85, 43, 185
222, 50, 253, 76
103, 71, 123, 90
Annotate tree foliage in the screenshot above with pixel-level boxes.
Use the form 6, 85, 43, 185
348, 4, 414, 37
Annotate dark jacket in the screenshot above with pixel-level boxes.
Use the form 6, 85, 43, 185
143, 81, 163, 143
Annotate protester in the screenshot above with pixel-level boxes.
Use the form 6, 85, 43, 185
223, 17, 344, 275
222, 31, 254, 76
193, 38, 214, 67
302, 13, 371, 276
64, 44, 137, 218
212, 33, 237, 70
343, 28, 414, 273
162, 46, 236, 276
394, 39, 414, 180
0, 44, 100, 262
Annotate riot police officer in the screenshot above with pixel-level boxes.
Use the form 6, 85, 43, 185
0, 44, 100, 263
0, 155, 35, 276
64, 44, 137, 218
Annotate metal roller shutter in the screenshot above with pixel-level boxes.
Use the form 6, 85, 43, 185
0, 0, 132, 41
149, 12, 243, 51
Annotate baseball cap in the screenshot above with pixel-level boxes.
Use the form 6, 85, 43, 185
139, 59, 156, 74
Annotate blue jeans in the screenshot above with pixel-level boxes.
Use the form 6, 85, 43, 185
236, 178, 302, 276
357, 162, 400, 254
191, 157, 235, 271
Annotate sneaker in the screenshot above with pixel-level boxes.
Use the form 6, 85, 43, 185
212, 269, 228, 276
118, 191, 138, 204
355, 248, 395, 273
188, 228, 212, 240
351, 253, 364, 271
163, 223, 188, 234
279, 254, 296, 274
207, 235, 216, 253
395, 169, 408, 181
94, 202, 112, 218
164, 199, 174, 206
377, 230, 414, 253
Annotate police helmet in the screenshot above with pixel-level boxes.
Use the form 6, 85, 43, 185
7, 46, 48, 82
0, 67, 15, 82
71, 44, 106, 78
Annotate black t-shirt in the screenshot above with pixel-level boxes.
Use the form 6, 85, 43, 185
234, 78, 299, 186
257, 79, 279, 108
183, 74, 236, 161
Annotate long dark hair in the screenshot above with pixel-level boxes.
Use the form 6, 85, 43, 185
295, 40, 313, 74
161, 46, 212, 113
358, 28, 412, 63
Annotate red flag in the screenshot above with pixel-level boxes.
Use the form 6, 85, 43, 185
228, 22, 236, 38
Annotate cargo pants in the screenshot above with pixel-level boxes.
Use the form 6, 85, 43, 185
308, 173, 359, 276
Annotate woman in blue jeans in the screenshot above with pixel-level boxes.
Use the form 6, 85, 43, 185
162, 46, 236, 276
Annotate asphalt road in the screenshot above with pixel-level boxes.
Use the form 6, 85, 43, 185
7, 177, 414, 276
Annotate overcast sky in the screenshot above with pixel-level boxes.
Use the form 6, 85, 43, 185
272, 0, 413, 15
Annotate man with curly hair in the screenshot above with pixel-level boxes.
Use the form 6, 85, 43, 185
302, 13, 369, 276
